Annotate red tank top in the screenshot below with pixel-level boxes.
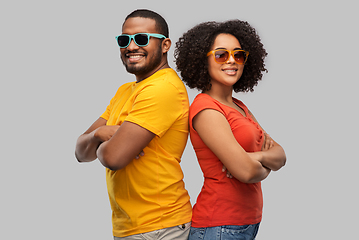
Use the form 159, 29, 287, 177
189, 93, 264, 227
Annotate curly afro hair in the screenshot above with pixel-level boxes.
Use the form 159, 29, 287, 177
174, 20, 268, 92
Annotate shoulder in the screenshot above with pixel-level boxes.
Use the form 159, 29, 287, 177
137, 70, 188, 106
191, 94, 222, 111
112, 82, 135, 97
117, 81, 135, 91
156, 68, 186, 93
142, 69, 185, 93
190, 94, 225, 119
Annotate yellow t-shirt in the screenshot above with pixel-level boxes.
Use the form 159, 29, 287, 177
100, 68, 192, 237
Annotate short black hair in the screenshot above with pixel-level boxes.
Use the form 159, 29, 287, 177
175, 20, 267, 92
124, 9, 169, 38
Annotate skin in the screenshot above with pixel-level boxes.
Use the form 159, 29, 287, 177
120, 17, 171, 82
75, 17, 172, 170
193, 33, 286, 183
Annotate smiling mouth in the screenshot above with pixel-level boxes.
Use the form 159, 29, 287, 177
223, 69, 238, 75
125, 52, 146, 63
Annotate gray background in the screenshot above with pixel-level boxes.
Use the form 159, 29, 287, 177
1, 0, 358, 239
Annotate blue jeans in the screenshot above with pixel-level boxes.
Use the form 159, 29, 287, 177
188, 223, 260, 240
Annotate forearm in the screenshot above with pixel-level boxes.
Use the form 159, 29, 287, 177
75, 131, 102, 162
245, 161, 271, 183
96, 140, 128, 170
96, 121, 155, 171
227, 153, 272, 184
259, 145, 286, 171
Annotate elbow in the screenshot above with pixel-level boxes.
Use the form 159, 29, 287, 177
234, 163, 267, 184
278, 157, 287, 170
270, 161, 286, 172
242, 174, 265, 184
97, 145, 128, 171
75, 150, 94, 163
75, 136, 97, 163
100, 158, 123, 171
272, 154, 287, 171
75, 152, 84, 163
105, 156, 129, 171
240, 175, 263, 184
266, 147, 287, 171
104, 162, 123, 171
98, 152, 123, 171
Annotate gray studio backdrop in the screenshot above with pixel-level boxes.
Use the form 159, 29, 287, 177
1, 0, 358, 239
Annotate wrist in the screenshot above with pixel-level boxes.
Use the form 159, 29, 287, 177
92, 127, 105, 143
256, 151, 264, 164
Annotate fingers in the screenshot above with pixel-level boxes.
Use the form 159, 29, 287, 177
270, 138, 274, 149
262, 132, 274, 151
135, 150, 145, 159
222, 165, 232, 178
263, 133, 269, 150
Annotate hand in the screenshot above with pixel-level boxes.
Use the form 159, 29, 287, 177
222, 165, 233, 178
262, 132, 274, 151
93, 125, 120, 142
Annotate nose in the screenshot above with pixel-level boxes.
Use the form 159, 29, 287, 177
226, 53, 236, 64
126, 38, 139, 51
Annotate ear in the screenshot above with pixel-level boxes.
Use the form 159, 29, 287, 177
162, 38, 171, 54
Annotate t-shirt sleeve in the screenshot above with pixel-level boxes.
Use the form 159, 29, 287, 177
100, 95, 116, 121
189, 95, 226, 131
124, 82, 186, 137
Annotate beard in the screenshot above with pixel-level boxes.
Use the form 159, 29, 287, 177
121, 46, 163, 77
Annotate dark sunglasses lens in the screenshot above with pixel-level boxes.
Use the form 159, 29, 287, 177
134, 34, 149, 46
214, 50, 229, 63
234, 51, 245, 63
118, 36, 130, 47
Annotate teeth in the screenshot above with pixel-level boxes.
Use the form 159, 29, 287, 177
128, 55, 143, 58
224, 69, 237, 72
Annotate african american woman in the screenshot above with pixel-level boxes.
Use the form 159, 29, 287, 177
175, 20, 286, 240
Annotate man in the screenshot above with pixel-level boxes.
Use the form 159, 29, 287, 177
75, 9, 192, 239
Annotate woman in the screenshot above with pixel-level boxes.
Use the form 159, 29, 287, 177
175, 20, 286, 240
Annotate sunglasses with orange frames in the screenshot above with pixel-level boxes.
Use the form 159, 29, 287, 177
207, 49, 249, 65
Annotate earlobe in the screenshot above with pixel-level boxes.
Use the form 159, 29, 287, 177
162, 38, 171, 53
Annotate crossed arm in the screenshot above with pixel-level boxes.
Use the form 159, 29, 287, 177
193, 109, 286, 184
75, 117, 155, 171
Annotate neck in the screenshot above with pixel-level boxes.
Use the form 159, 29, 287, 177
136, 60, 170, 83
204, 82, 233, 104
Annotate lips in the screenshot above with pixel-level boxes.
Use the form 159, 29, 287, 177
125, 52, 146, 63
222, 68, 238, 75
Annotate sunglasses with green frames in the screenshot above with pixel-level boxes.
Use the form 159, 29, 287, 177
115, 33, 166, 48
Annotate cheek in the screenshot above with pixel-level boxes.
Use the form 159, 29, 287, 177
120, 50, 126, 60
237, 66, 244, 77
207, 61, 218, 79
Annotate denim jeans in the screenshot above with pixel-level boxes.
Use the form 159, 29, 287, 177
188, 223, 260, 240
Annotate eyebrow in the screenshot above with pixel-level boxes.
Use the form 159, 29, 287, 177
214, 47, 243, 50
